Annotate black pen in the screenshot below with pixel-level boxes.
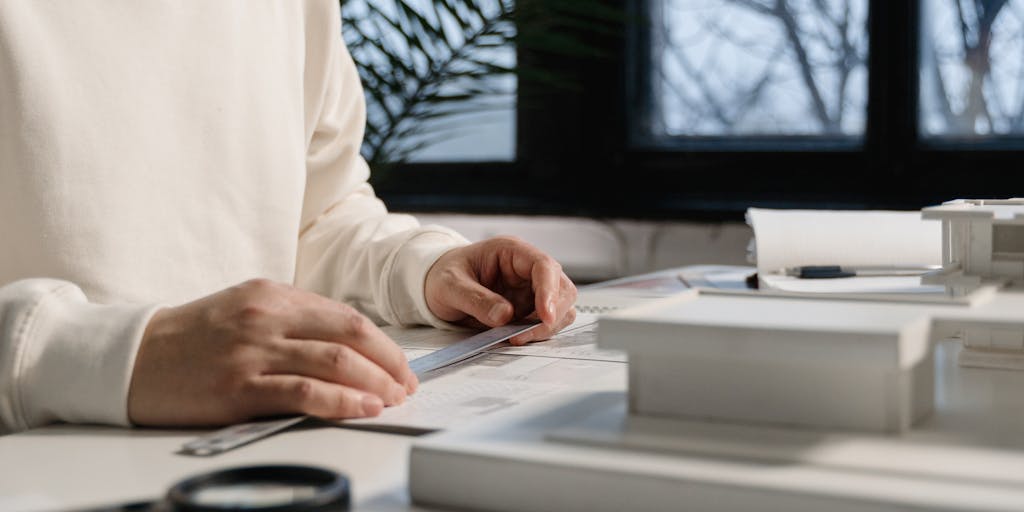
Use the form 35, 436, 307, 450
784, 265, 942, 279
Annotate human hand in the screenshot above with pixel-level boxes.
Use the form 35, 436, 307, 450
127, 279, 417, 427
424, 237, 577, 345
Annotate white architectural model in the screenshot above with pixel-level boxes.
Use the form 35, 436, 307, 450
598, 290, 936, 433
409, 203, 1024, 512
924, 199, 1024, 368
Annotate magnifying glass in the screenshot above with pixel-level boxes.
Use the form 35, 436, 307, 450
78, 465, 350, 512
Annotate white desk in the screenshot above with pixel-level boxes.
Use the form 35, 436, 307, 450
0, 421, 425, 511
4, 339, 1024, 511
4, 267, 1024, 511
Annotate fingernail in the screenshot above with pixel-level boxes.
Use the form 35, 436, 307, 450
547, 300, 556, 320
406, 373, 419, 394
361, 394, 384, 416
488, 302, 508, 324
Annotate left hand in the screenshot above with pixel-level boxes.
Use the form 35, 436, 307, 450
424, 237, 578, 345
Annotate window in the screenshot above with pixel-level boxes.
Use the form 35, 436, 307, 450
352, 0, 1024, 218
643, 0, 868, 141
342, 0, 516, 164
920, 0, 1024, 139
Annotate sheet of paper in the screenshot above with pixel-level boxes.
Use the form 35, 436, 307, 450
387, 313, 623, 363
680, 266, 755, 289
747, 208, 942, 274
759, 274, 947, 294
490, 320, 626, 362
364, 302, 636, 432
343, 352, 625, 432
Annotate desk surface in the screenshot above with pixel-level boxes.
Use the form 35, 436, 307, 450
4, 269, 1024, 512
4, 339, 1024, 512
0, 421, 424, 511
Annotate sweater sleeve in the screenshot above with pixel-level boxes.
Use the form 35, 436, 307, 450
0, 279, 161, 434
294, 6, 468, 328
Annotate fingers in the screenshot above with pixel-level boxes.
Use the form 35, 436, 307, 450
547, 270, 577, 328
282, 295, 418, 393
529, 256, 563, 326
245, 375, 385, 419
271, 340, 408, 406
440, 271, 517, 328
423, 237, 577, 337
493, 238, 561, 326
509, 306, 577, 345
510, 270, 577, 345
497, 238, 572, 328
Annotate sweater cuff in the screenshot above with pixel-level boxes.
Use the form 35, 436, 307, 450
383, 226, 469, 329
20, 285, 162, 428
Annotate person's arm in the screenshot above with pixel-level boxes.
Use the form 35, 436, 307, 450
295, 7, 577, 337
0, 279, 161, 434
293, 9, 468, 328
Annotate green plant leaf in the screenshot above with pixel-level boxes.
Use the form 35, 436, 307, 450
342, 0, 620, 169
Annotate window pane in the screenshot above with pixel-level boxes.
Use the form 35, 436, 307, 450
920, 0, 1024, 138
645, 0, 869, 139
342, 0, 516, 164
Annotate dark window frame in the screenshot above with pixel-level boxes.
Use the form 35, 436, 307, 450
374, 0, 1024, 221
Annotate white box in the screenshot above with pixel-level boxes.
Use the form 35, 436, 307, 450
598, 290, 935, 433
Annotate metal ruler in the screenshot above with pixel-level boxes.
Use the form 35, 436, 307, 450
179, 415, 308, 456
407, 320, 540, 375
179, 320, 541, 456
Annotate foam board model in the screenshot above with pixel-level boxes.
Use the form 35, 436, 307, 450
597, 290, 936, 433
923, 199, 1024, 369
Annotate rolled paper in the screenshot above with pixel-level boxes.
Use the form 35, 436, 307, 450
747, 208, 942, 274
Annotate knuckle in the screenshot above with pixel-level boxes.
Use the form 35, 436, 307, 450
289, 379, 316, 403
336, 302, 356, 315
234, 304, 274, 335
344, 310, 372, 338
495, 234, 522, 244
327, 345, 353, 372
231, 292, 288, 336
240, 278, 278, 294
439, 265, 461, 283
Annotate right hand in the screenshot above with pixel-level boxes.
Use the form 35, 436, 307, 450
127, 279, 417, 427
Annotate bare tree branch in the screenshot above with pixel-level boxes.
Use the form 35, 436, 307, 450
773, 0, 835, 130
660, 0, 869, 136
955, 0, 972, 51
834, 0, 856, 126
725, 0, 774, 16
927, 33, 959, 131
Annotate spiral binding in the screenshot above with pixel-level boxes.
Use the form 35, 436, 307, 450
574, 304, 621, 314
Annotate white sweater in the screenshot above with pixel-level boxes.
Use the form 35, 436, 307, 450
0, 1, 468, 433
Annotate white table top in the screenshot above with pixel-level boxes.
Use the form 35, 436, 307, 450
0, 420, 428, 511
5, 339, 1024, 512
5, 268, 1024, 511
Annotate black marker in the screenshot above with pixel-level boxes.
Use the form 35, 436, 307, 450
784, 265, 942, 279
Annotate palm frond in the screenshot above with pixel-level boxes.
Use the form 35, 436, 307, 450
341, 0, 619, 172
